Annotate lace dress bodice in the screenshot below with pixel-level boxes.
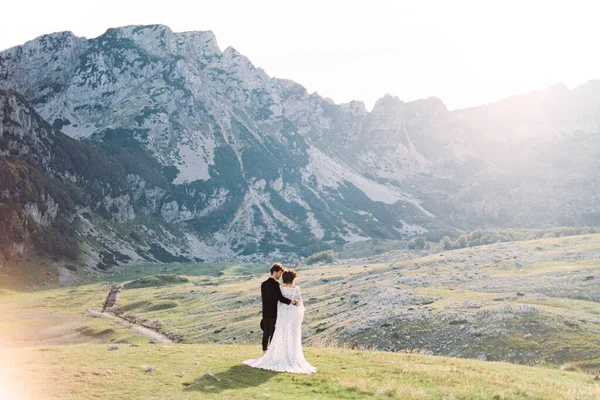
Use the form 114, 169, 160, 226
278, 286, 305, 319
280, 285, 301, 302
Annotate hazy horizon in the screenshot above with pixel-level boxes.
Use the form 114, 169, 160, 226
3, 0, 599, 111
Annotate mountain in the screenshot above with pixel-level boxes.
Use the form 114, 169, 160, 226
0, 89, 179, 285
1, 24, 600, 280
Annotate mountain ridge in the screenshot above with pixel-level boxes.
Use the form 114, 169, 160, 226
1, 24, 600, 282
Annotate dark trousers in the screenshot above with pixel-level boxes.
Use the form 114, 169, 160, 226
261, 318, 277, 351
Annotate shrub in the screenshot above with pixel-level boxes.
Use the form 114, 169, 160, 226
440, 236, 453, 250
305, 250, 336, 265
443, 226, 598, 251
469, 238, 481, 247
408, 236, 426, 250
456, 234, 469, 248
469, 230, 484, 241
32, 226, 78, 260
480, 233, 496, 245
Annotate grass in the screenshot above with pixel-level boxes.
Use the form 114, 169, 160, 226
3, 234, 599, 369
0, 285, 153, 347
338, 239, 410, 259
487, 259, 600, 277
3, 344, 599, 400
2, 234, 600, 398
95, 261, 267, 283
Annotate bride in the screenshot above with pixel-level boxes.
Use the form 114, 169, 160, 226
244, 269, 316, 374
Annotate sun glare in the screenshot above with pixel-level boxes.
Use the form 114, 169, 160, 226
0, 348, 26, 400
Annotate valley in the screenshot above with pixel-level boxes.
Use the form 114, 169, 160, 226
1, 234, 600, 399
2, 234, 599, 367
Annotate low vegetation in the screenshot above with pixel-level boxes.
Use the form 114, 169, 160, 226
304, 249, 337, 265
440, 226, 597, 250
125, 275, 189, 289
4, 344, 599, 399
407, 236, 426, 250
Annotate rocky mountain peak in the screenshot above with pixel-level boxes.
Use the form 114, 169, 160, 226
339, 100, 368, 116
2, 25, 600, 275
371, 94, 448, 118
409, 96, 447, 114
10, 30, 80, 53
221, 45, 270, 86
371, 93, 403, 115
176, 29, 221, 59
88, 24, 223, 63
0, 31, 87, 99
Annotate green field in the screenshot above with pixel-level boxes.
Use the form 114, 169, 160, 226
96, 261, 267, 283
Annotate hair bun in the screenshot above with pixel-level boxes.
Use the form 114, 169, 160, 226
282, 269, 297, 284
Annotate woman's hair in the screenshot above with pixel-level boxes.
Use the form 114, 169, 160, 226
270, 263, 284, 274
282, 269, 297, 284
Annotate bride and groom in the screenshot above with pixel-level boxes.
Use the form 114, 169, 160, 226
243, 263, 316, 374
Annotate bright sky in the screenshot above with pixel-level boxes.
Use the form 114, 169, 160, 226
2, 0, 599, 110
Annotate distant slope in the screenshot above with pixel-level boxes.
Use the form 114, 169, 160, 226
2, 234, 599, 372
103, 234, 600, 370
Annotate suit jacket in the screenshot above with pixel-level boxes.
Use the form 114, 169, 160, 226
261, 277, 292, 319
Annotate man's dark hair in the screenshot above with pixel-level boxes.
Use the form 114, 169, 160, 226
270, 263, 284, 274
282, 269, 297, 284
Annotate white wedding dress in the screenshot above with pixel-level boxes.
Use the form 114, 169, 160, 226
244, 285, 316, 374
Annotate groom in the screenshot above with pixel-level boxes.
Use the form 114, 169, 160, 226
261, 263, 298, 354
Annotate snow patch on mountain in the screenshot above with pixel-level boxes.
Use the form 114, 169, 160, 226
184, 233, 233, 261
394, 221, 428, 235
340, 224, 370, 243
198, 188, 229, 217
403, 125, 431, 170
269, 177, 284, 192
174, 132, 216, 184
303, 146, 411, 205
306, 212, 325, 239
248, 184, 298, 231
59, 116, 98, 139
280, 185, 310, 209
161, 201, 195, 223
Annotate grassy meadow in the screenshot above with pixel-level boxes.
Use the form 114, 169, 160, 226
1, 233, 600, 398
2, 343, 599, 400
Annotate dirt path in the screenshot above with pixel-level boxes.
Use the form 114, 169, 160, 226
97, 280, 173, 344
87, 309, 172, 344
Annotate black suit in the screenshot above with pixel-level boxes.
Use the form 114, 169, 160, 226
260, 277, 292, 351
